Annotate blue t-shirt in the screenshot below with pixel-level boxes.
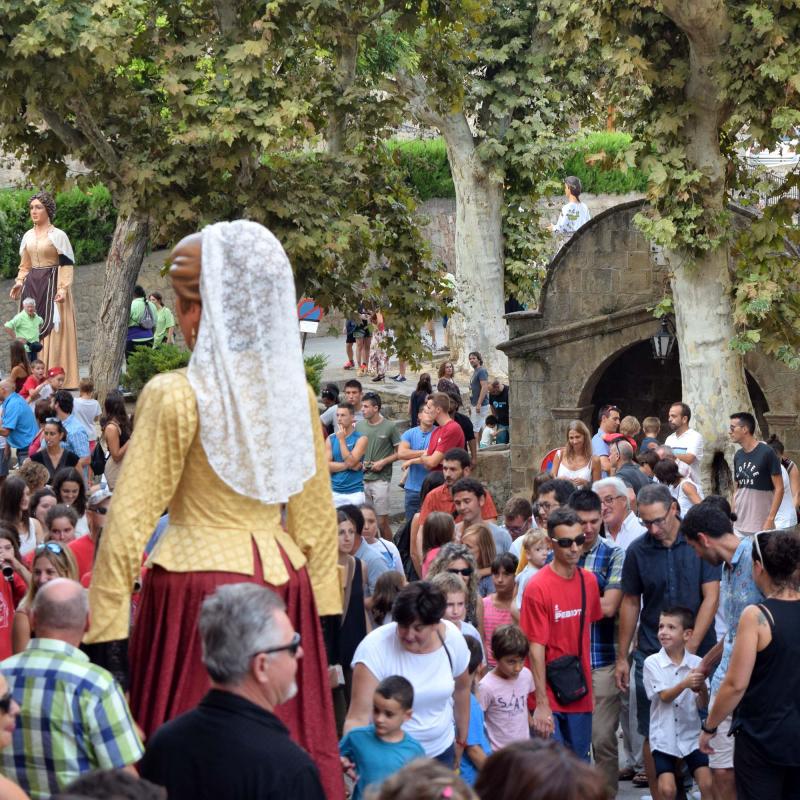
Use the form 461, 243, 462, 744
400, 426, 432, 494
470, 367, 489, 407
1, 392, 38, 449
331, 430, 365, 494
339, 724, 425, 800
460, 694, 492, 785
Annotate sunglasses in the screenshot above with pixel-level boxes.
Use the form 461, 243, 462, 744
551, 533, 587, 548
35, 542, 63, 555
447, 566, 474, 577
0, 690, 14, 714
753, 530, 771, 564
254, 632, 302, 658
90, 506, 109, 515
45, 417, 60, 424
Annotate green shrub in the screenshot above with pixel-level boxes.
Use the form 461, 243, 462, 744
561, 132, 648, 194
0, 184, 117, 278
122, 344, 191, 395
387, 138, 455, 200
387, 132, 647, 200
304, 353, 327, 395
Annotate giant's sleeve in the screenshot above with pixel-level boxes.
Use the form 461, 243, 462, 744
86, 371, 198, 643
286, 385, 342, 616
15, 232, 32, 284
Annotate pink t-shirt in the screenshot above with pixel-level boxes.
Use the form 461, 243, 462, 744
477, 667, 535, 751
482, 595, 513, 667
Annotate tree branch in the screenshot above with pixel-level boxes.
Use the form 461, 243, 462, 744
67, 92, 123, 180
326, 32, 360, 155
36, 103, 90, 156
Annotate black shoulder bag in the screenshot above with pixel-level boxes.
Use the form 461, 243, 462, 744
545, 568, 589, 705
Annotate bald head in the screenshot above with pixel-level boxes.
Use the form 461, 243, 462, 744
0, 379, 15, 397
32, 579, 89, 640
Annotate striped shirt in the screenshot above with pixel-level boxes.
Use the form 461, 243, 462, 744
0, 638, 143, 798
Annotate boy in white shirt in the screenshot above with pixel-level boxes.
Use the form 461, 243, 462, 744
479, 416, 499, 449
643, 607, 713, 800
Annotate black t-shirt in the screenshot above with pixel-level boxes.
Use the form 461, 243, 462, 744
454, 411, 475, 443
489, 386, 509, 425
140, 691, 325, 800
733, 442, 781, 491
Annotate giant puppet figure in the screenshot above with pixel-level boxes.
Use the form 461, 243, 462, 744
86, 221, 343, 799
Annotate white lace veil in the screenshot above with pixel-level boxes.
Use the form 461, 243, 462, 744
187, 220, 316, 504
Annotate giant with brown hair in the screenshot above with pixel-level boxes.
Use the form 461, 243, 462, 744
168, 232, 202, 309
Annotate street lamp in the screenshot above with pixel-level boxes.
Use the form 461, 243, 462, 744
651, 317, 676, 361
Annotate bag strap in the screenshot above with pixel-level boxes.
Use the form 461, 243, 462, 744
756, 602, 775, 632
577, 568, 586, 661
437, 627, 454, 676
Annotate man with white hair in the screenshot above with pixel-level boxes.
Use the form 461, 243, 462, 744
140, 583, 325, 800
0, 579, 142, 798
593, 477, 646, 552
4, 298, 43, 356
610, 439, 649, 495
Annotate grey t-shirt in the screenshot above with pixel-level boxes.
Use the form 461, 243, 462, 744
356, 417, 400, 482
470, 367, 489, 407
734, 441, 781, 533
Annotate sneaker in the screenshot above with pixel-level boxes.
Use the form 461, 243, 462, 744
391, 375, 407, 382
343, 361, 355, 370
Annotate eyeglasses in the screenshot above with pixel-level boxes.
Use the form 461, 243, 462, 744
638, 514, 669, 530
0, 690, 14, 714
538, 501, 558, 512
447, 566, 474, 577
551, 533, 587, 548
89, 506, 109, 515
254, 632, 302, 658
35, 542, 63, 555
600, 496, 624, 506
753, 530, 771, 564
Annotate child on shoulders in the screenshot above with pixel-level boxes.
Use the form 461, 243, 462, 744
515, 528, 549, 610
477, 624, 535, 752
643, 607, 713, 800
339, 676, 425, 800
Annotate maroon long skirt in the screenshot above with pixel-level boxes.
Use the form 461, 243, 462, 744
129, 543, 344, 800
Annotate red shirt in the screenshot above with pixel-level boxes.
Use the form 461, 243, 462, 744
520, 565, 602, 713
425, 420, 465, 469
0, 575, 25, 661
418, 483, 499, 527
68, 536, 96, 579
20, 375, 42, 400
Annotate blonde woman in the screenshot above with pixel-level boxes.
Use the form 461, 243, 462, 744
550, 420, 601, 487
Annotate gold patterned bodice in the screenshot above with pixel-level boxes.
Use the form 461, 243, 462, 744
26, 235, 60, 268
86, 369, 341, 643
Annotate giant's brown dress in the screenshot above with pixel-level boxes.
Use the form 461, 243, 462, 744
15, 233, 79, 387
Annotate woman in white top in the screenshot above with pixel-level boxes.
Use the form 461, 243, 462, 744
654, 459, 702, 519
345, 581, 470, 766
549, 176, 591, 235
550, 419, 601, 487
0, 476, 44, 556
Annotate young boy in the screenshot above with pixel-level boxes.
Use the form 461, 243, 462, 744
4, 298, 43, 357
19, 359, 46, 402
339, 676, 425, 800
643, 608, 714, 800
460, 637, 492, 786
477, 624, 535, 752
479, 416, 499, 449
73, 378, 102, 448
431, 572, 485, 663
640, 416, 661, 453
514, 528, 549, 609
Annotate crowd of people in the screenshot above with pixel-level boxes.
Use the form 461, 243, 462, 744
0, 207, 797, 800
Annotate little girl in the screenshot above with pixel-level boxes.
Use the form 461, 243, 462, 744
12, 541, 78, 654
360, 503, 403, 573
482, 553, 519, 667
370, 570, 405, 627
515, 528, 549, 609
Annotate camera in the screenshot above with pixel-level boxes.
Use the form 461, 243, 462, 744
2, 564, 14, 581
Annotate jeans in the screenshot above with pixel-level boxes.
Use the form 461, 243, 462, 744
404, 489, 421, 520
495, 424, 509, 444
553, 711, 592, 762
433, 742, 455, 768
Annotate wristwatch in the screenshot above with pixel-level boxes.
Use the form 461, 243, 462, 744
701, 721, 718, 735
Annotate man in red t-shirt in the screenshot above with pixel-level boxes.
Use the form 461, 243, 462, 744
521, 506, 602, 762
417, 448, 498, 527
400, 392, 464, 477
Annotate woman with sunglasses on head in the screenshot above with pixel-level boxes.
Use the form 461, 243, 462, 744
345, 581, 471, 769
0, 477, 43, 558
12, 539, 77, 654
0, 671, 26, 799
427, 542, 484, 636
29, 417, 79, 482
700, 529, 800, 799
51, 467, 88, 537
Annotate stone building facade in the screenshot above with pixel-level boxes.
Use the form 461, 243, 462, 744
499, 199, 800, 494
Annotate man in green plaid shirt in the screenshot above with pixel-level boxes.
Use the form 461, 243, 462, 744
0, 579, 143, 799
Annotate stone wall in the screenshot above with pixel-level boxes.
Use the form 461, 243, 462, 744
0, 250, 175, 373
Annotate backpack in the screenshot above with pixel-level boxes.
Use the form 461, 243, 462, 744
140, 300, 156, 330
90, 441, 108, 478
393, 519, 419, 582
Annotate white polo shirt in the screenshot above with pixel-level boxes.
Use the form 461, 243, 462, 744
643, 647, 705, 757
665, 428, 704, 486
607, 512, 646, 551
